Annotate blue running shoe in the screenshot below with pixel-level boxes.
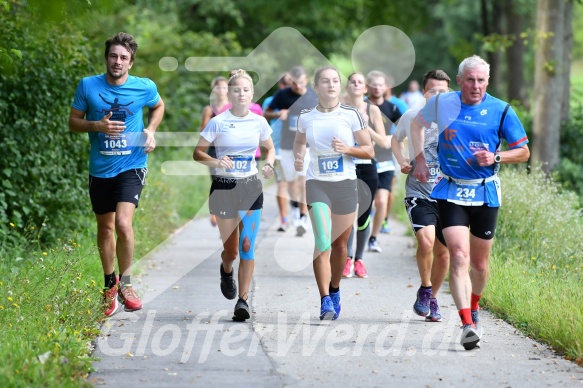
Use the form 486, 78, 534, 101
425, 298, 441, 322
413, 286, 432, 316
367, 238, 382, 253
472, 309, 483, 337
380, 220, 392, 234
330, 290, 341, 320
320, 296, 335, 321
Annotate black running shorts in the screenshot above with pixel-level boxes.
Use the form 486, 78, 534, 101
404, 197, 446, 246
437, 200, 499, 240
89, 168, 147, 215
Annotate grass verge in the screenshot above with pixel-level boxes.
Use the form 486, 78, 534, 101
0, 147, 210, 386
486, 166, 583, 363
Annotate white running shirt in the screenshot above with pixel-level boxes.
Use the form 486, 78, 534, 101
201, 110, 272, 178
297, 104, 366, 182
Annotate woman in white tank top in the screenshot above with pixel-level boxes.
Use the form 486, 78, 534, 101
293, 66, 374, 320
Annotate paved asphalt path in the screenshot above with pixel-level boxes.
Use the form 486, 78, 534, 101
90, 182, 583, 387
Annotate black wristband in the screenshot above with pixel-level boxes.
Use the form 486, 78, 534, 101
265, 163, 274, 170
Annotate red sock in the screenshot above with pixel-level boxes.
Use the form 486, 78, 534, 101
459, 308, 472, 326
471, 293, 481, 311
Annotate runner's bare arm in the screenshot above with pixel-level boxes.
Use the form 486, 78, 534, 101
368, 104, 390, 149
68, 108, 125, 135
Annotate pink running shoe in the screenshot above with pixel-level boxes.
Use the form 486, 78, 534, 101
354, 260, 368, 278
342, 257, 354, 278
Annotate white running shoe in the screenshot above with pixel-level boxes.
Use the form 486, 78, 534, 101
460, 324, 481, 350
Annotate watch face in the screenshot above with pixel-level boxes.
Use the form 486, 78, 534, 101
495, 154, 501, 163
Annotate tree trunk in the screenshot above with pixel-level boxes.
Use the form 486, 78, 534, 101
491, 0, 503, 97
481, 0, 502, 96
532, 0, 566, 173
505, 0, 527, 107
561, 0, 573, 123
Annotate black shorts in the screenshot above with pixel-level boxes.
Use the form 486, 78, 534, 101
437, 200, 499, 240
404, 197, 446, 246
89, 168, 147, 215
209, 175, 263, 219
306, 179, 358, 215
377, 170, 395, 191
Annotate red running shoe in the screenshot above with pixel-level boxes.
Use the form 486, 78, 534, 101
119, 284, 143, 311
103, 276, 119, 317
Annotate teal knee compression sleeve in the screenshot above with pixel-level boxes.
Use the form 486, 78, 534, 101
238, 209, 261, 260
311, 202, 331, 252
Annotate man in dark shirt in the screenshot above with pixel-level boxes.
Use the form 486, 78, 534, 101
365, 70, 402, 252
264, 66, 318, 237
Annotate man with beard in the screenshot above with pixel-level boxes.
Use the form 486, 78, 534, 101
69, 32, 165, 316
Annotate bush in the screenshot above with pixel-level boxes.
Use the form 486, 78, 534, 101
0, 4, 96, 247
556, 104, 583, 205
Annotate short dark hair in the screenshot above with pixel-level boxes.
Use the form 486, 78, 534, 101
289, 66, 307, 81
422, 69, 451, 90
105, 32, 138, 62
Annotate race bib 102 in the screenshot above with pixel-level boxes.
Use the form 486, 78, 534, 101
225, 155, 253, 173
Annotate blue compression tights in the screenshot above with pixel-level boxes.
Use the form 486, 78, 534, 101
238, 209, 261, 260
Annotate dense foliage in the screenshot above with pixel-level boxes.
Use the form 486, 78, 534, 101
556, 104, 583, 203
0, 3, 96, 248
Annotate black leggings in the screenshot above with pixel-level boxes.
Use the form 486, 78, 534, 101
356, 163, 378, 227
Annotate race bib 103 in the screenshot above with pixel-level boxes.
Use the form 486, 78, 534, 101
317, 153, 344, 176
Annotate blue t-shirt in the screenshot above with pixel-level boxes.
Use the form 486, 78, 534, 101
417, 92, 528, 207
389, 95, 408, 114
72, 74, 160, 178
262, 95, 282, 156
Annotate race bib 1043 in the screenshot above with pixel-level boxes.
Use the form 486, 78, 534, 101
99, 133, 130, 156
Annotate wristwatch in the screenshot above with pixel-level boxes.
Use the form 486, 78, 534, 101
494, 152, 502, 164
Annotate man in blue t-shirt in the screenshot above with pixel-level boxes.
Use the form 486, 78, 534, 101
69, 32, 165, 317
410, 55, 529, 351
262, 73, 292, 232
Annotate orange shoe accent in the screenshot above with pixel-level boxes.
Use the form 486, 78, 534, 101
103, 277, 119, 317
119, 284, 143, 311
